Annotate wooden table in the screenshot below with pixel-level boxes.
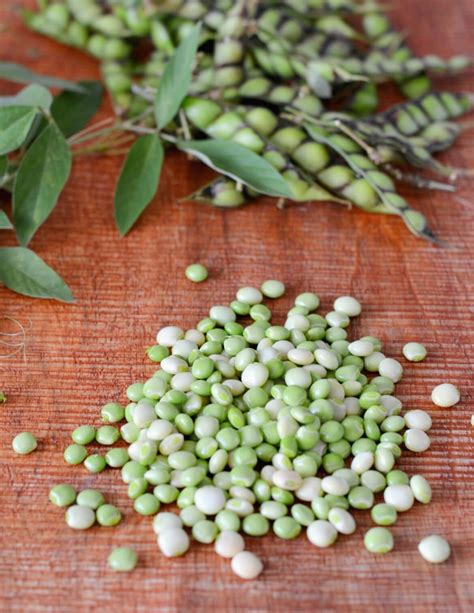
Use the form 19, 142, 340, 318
1, 1, 473, 611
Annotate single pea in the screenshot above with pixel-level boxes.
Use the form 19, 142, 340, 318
418, 534, 451, 564
291, 504, 315, 526
49, 484, 76, 507
108, 547, 138, 572
186, 263, 208, 283
273, 516, 302, 539
12, 432, 37, 455
71, 425, 96, 445
84, 454, 107, 473
242, 513, 270, 536
371, 503, 398, 526
76, 489, 105, 510
431, 383, 460, 407
96, 504, 122, 526
402, 342, 427, 362
364, 527, 394, 554
66, 505, 95, 530
105, 448, 129, 468
96, 425, 120, 446
64, 444, 88, 465
192, 519, 219, 543
101, 402, 125, 423
261, 279, 285, 298
134, 493, 160, 516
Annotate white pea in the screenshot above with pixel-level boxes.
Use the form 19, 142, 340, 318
380, 395, 402, 415
277, 415, 299, 439
194, 486, 226, 515
418, 535, 451, 564
172, 339, 198, 359
348, 340, 374, 357
229, 486, 255, 504
171, 372, 195, 392
328, 379, 345, 401
364, 351, 385, 372
261, 465, 277, 483
184, 329, 205, 345
325, 311, 350, 328
159, 432, 184, 455
333, 296, 361, 317
344, 397, 361, 415
284, 314, 310, 332
384, 484, 414, 512
65, 505, 95, 530
307, 520, 338, 548
351, 451, 374, 474
147, 419, 174, 441
236, 286, 263, 305
331, 400, 346, 421
404, 409, 432, 431
410, 475, 432, 504
215, 530, 245, 558
231, 551, 263, 580
241, 363, 269, 388
158, 528, 190, 557
209, 305, 236, 325
272, 452, 293, 471
328, 508, 356, 535
161, 355, 188, 375
404, 428, 431, 453
403, 342, 427, 362
287, 348, 314, 365
431, 383, 460, 407
223, 379, 246, 396
304, 364, 327, 378
272, 469, 303, 491
378, 358, 403, 382
265, 398, 285, 419
260, 501, 287, 520
156, 326, 184, 347
153, 512, 183, 535
258, 347, 279, 364
170, 470, 185, 488
321, 475, 350, 496
295, 477, 322, 502
257, 337, 273, 351
272, 340, 295, 357
314, 348, 339, 370
375, 448, 395, 473
225, 498, 254, 517
132, 402, 156, 428
284, 367, 312, 389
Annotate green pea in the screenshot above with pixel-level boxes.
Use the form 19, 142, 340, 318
311, 497, 330, 520
364, 527, 394, 554
96, 425, 120, 446
261, 280, 285, 299
96, 504, 122, 526
49, 484, 76, 507
271, 487, 294, 505
71, 425, 96, 445
242, 513, 270, 536
154, 484, 179, 504
348, 486, 374, 510
105, 448, 130, 468
127, 382, 144, 402
215, 509, 241, 532
386, 470, 410, 486
273, 516, 301, 539
84, 454, 107, 473
122, 460, 146, 484
291, 504, 315, 526
321, 452, 344, 474
77, 489, 105, 510
192, 519, 218, 543
177, 486, 197, 509
371, 503, 398, 526
186, 263, 208, 282
128, 478, 148, 499
64, 443, 87, 465
108, 547, 138, 572
12, 432, 37, 455
134, 493, 160, 516
101, 402, 125, 423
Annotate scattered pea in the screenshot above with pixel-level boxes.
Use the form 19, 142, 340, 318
186, 263, 208, 283
431, 383, 460, 407
96, 504, 122, 526
49, 484, 76, 507
418, 535, 451, 564
364, 527, 394, 553
108, 547, 138, 572
402, 342, 427, 362
12, 432, 37, 455
66, 505, 95, 530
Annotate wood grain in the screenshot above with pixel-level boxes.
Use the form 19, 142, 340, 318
0, 1, 473, 611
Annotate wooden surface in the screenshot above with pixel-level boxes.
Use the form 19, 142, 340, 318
1, 1, 473, 611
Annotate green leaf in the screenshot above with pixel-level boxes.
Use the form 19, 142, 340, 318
0, 106, 38, 155
154, 23, 201, 130
13, 121, 72, 245
0, 247, 73, 302
177, 139, 293, 198
114, 134, 164, 235
0, 83, 53, 110
0, 210, 13, 229
51, 81, 103, 137
0, 62, 85, 92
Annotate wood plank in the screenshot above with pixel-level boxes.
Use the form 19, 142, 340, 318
0, 1, 473, 611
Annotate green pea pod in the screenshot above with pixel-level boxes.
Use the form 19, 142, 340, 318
187, 175, 253, 208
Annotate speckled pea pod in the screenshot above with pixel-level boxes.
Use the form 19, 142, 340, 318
189, 175, 254, 208
236, 76, 324, 116
304, 123, 436, 240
